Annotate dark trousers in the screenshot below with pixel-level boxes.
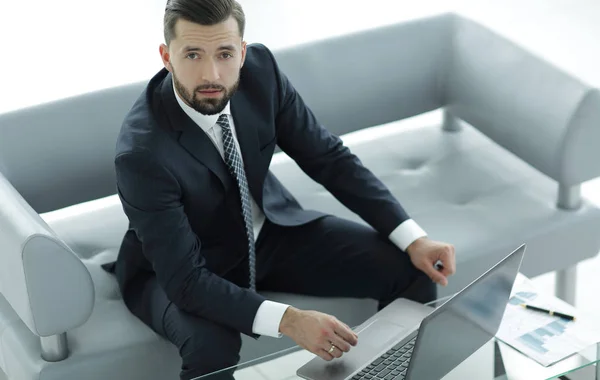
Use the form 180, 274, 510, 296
131, 216, 437, 380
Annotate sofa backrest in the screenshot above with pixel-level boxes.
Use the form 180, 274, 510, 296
4, 11, 596, 214
0, 13, 453, 213
272, 13, 452, 137
0, 82, 145, 213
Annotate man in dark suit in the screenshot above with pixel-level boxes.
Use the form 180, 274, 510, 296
111, 0, 456, 378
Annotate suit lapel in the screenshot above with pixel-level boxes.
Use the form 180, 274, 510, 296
159, 74, 232, 193
158, 72, 266, 216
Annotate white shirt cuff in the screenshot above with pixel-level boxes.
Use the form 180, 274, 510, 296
252, 300, 290, 338
388, 219, 427, 251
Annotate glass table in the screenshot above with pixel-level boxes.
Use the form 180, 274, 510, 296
194, 297, 600, 380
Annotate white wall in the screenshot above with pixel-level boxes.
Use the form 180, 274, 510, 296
2, 0, 599, 115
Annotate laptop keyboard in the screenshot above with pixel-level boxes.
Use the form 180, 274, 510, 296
350, 334, 416, 380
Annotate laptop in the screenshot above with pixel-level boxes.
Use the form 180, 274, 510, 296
297, 244, 526, 380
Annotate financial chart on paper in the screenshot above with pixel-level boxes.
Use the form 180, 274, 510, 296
496, 274, 600, 366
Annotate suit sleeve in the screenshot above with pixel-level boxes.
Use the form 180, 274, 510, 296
115, 150, 265, 336
262, 47, 411, 236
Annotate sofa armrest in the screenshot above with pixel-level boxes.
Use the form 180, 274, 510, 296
40, 194, 128, 259
445, 16, 600, 186
0, 173, 94, 336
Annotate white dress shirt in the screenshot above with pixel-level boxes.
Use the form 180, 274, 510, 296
173, 85, 427, 338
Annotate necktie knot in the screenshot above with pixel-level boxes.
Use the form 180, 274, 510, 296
217, 114, 230, 130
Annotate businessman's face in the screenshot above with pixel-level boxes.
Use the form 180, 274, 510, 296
160, 17, 246, 115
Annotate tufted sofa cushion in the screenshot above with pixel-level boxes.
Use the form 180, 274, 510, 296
269, 110, 600, 295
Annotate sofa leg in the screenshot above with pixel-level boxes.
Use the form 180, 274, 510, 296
557, 184, 582, 210
555, 266, 577, 305
442, 109, 461, 132
41, 333, 69, 362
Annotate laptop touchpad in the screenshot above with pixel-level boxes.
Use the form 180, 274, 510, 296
358, 319, 407, 348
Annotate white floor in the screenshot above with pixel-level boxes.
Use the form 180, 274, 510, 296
2, 0, 600, 379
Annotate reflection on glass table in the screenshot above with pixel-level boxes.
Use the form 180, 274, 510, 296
193, 293, 600, 380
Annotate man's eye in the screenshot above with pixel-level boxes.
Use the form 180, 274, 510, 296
221, 53, 233, 59
186, 53, 199, 59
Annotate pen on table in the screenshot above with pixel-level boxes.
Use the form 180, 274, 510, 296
519, 303, 576, 321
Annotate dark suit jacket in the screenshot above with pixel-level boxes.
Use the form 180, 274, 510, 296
112, 43, 410, 337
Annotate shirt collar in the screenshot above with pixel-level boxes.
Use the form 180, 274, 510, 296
173, 81, 231, 133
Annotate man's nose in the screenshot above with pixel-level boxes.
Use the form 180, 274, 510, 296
202, 59, 220, 82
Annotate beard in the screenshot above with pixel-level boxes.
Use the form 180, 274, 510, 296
172, 70, 240, 115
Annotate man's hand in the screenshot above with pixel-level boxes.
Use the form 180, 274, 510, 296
279, 306, 358, 361
406, 237, 456, 286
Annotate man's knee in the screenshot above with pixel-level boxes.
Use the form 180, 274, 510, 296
178, 322, 242, 380
379, 269, 438, 310
401, 271, 438, 304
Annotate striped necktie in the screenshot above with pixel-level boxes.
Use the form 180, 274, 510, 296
216, 114, 256, 291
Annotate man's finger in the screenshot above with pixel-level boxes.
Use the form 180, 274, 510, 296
441, 267, 454, 278
437, 258, 454, 277
333, 323, 358, 346
317, 350, 334, 361
423, 264, 447, 286
442, 246, 456, 275
342, 322, 358, 340
323, 343, 344, 358
441, 256, 456, 276
434, 274, 448, 287
329, 334, 351, 353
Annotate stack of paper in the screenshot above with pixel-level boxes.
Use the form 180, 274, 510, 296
496, 273, 600, 367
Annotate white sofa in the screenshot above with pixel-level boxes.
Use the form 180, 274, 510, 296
1, 12, 599, 380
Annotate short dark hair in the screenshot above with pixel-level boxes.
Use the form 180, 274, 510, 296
164, 0, 245, 45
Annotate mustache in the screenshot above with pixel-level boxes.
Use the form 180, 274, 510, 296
196, 85, 225, 92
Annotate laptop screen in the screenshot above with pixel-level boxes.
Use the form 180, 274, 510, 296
406, 245, 525, 379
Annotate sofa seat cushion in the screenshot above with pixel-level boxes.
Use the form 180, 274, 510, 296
269, 111, 600, 296
0, 295, 20, 371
